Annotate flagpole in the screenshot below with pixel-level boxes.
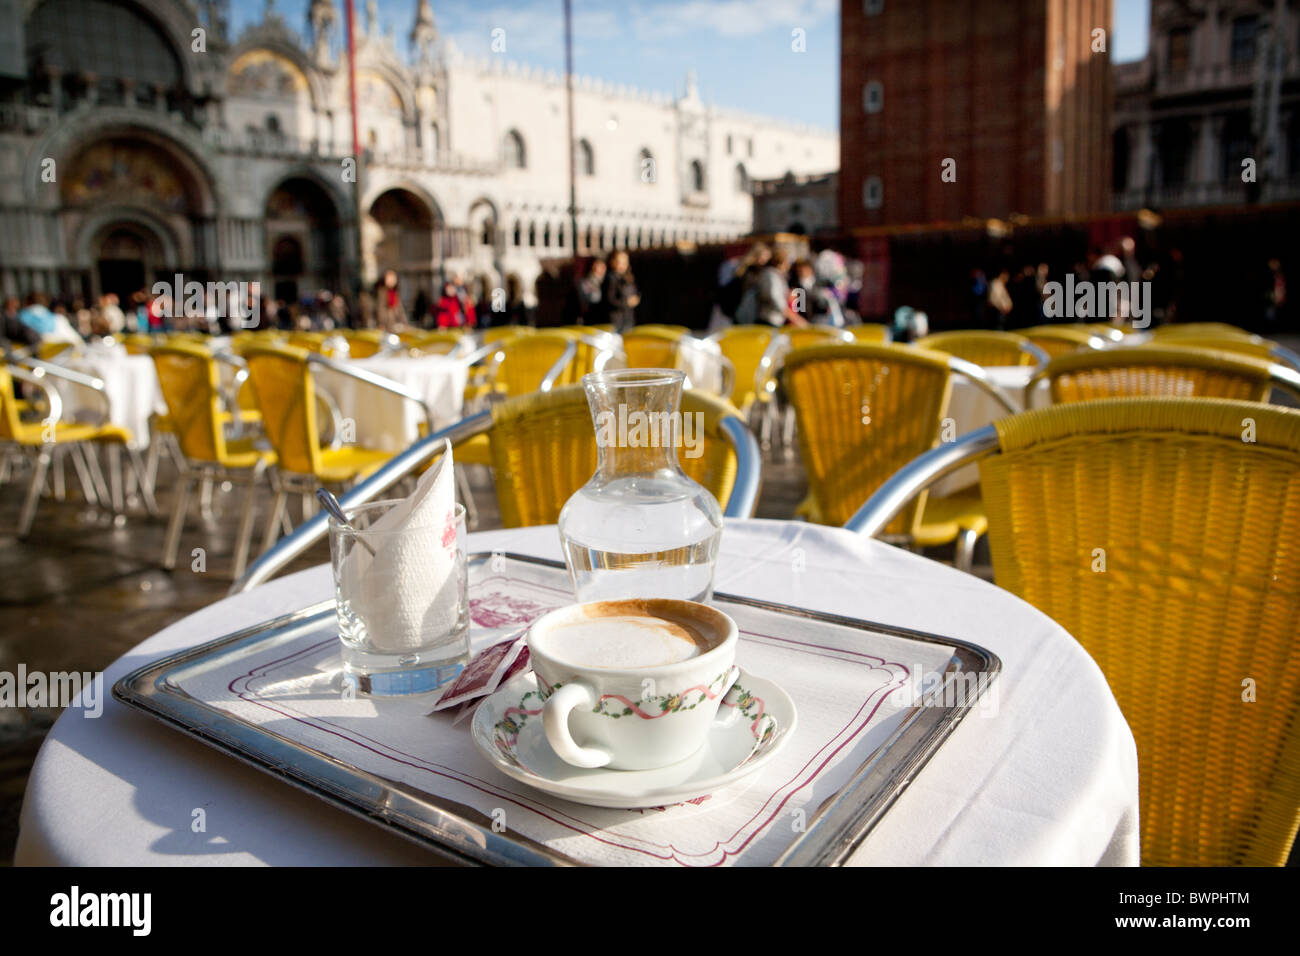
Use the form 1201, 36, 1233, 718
345, 0, 364, 316
564, 0, 579, 261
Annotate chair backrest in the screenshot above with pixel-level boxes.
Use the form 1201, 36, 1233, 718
490, 331, 577, 396
0, 365, 25, 440
1030, 345, 1276, 405
149, 341, 229, 463
241, 343, 322, 476
342, 330, 384, 358
851, 324, 890, 344
1022, 324, 1103, 359
487, 385, 743, 528
914, 330, 1039, 367
622, 327, 687, 370
37, 341, 76, 361
483, 325, 537, 345
784, 325, 855, 351
978, 397, 1300, 865
551, 328, 620, 385
1151, 321, 1254, 341
409, 330, 467, 355
715, 325, 778, 410
783, 342, 952, 535
1143, 332, 1276, 363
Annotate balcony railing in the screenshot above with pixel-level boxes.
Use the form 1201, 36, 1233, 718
1114, 176, 1300, 210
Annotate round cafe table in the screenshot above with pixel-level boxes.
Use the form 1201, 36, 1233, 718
15, 520, 1139, 866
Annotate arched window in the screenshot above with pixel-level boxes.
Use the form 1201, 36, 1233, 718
265, 114, 281, 135
429, 124, 440, 156
512, 219, 522, 246
480, 217, 495, 246
542, 222, 551, 248
689, 159, 706, 193
527, 221, 537, 246
597, 225, 606, 249
638, 148, 655, 184
503, 129, 526, 169
577, 139, 595, 176
557, 223, 565, 249
735, 163, 748, 192
584, 225, 593, 251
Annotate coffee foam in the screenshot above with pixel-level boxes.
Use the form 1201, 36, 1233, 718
540, 601, 723, 670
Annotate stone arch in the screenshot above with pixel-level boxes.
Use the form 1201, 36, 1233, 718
28, 111, 221, 213
24, 0, 208, 97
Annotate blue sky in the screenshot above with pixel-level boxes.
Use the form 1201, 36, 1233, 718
235, 1, 1151, 131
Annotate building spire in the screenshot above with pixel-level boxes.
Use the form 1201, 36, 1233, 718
411, 0, 438, 65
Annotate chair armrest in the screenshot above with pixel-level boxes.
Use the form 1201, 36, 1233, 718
7, 364, 65, 427
845, 426, 1000, 536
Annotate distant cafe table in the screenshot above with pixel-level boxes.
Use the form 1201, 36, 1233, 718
53, 343, 165, 448
932, 365, 1046, 497
16, 520, 1139, 866
312, 353, 468, 452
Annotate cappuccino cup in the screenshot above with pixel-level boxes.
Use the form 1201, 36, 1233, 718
527, 599, 740, 771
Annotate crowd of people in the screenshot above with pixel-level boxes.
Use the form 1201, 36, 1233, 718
3, 237, 1287, 353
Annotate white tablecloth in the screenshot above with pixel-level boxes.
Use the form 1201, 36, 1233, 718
15, 520, 1139, 866
54, 346, 165, 448
313, 354, 467, 452
933, 366, 1043, 496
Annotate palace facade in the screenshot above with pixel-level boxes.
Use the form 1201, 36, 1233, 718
0, 0, 838, 306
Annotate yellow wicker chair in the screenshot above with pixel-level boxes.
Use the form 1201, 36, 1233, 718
1151, 321, 1255, 341
486, 385, 745, 527
1022, 324, 1107, 359
455, 331, 579, 472
621, 327, 687, 369
713, 325, 780, 415
0, 361, 152, 536
981, 398, 1300, 865
848, 396, 1300, 864
482, 325, 537, 345
783, 325, 856, 351
150, 342, 276, 578
914, 330, 1044, 367
408, 330, 468, 355
1026, 344, 1299, 407
850, 324, 889, 344
782, 343, 987, 565
241, 343, 393, 551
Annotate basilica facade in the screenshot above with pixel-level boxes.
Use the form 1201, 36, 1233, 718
0, 0, 838, 308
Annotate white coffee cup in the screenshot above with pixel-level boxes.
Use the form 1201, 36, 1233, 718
527, 598, 740, 771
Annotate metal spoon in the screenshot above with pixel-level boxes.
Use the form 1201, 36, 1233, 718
317, 488, 376, 556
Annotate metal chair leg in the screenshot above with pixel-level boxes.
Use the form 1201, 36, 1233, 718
18, 448, 53, 537
125, 447, 159, 516
67, 445, 99, 506
231, 460, 267, 581
83, 443, 112, 504
262, 483, 287, 554
199, 476, 215, 522
455, 464, 478, 529
162, 472, 193, 570
955, 527, 979, 573
107, 443, 125, 514
52, 448, 66, 500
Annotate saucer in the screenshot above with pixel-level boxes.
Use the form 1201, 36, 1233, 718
470, 667, 797, 809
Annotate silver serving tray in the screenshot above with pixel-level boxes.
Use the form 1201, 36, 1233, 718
114, 552, 1000, 866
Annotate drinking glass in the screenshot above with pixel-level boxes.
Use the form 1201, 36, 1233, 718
329, 500, 469, 696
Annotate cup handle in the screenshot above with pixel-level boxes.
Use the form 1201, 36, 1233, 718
542, 682, 613, 769
713, 665, 744, 727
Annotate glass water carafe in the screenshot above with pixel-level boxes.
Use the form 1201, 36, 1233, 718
558, 369, 723, 603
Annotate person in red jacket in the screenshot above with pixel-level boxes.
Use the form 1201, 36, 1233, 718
435, 278, 477, 329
